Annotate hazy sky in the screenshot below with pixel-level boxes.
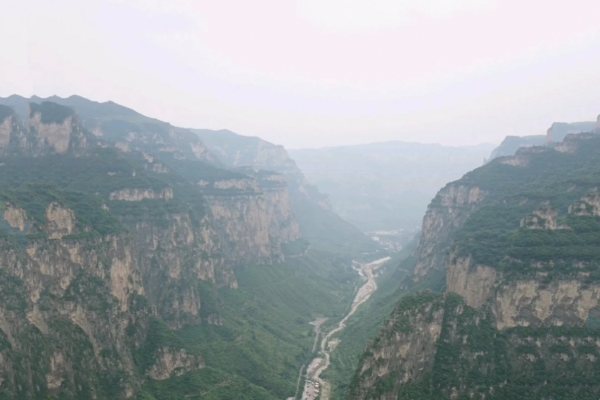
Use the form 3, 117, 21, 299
2, 0, 600, 148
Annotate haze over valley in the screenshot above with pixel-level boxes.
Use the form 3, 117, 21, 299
2, 1, 600, 399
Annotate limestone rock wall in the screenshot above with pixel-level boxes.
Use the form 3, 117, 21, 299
349, 294, 445, 400
204, 182, 300, 265
446, 256, 496, 309
413, 184, 485, 280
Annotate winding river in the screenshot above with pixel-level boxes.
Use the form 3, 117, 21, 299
299, 256, 391, 400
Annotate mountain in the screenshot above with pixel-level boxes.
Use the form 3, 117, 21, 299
489, 135, 546, 159
489, 116, 599, 160
0, 95, 374, 399
289, 142, 493, 241
546, 120, 597, 143
194, 128, 378, 256
350, 120, 600, 399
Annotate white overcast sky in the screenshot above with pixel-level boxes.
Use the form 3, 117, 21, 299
2, 0, 600, 148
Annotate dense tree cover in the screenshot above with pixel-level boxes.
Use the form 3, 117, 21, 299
30, 101, 74, 124
444, 136, 600, 279
139, 249, 361, 399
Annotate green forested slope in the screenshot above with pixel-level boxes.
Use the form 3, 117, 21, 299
351, 128, 600, 400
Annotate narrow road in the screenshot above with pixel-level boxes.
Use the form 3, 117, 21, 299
291, 318, 328, 400
300, 256, 390, 400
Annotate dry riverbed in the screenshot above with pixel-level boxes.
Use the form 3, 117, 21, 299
299, 256, 391, 400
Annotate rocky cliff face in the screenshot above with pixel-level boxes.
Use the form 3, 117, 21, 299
0, 101, 95, 158
0, 226, 144, 397
0, 98, 306, 398
0, 197, 230, 397
0, 107, 24, 156
546, 120, 597, 143
350, 293, 444, 400
352, 125, 600, 399
202, 173, 300, 264
413, 184, 486, 280
194, 129, 299, 177
194, 127, 378, 256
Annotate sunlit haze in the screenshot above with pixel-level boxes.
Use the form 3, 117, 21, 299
3, 0, 600, 147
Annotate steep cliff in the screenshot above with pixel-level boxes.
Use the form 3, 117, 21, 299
0, 98, 310, 399
199, 172, 300, 264
352, 124, 600, 399
413, 184, 486, 281
195, 128, 378, 256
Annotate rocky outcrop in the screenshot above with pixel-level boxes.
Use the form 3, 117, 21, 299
0, 113, 13, 150
147, 347, 204, 380
194, 129, 299, 176
46, 202, 77, 239
0, 106, 28, 155
46, 352, 68, 390
444, 257, 600, 330
29, 113, 73, 154
495, 280, 600, 329
520, 203, 570, 230
413, 184, 485, 280
204, 176, 300, 264
350, 293, 444, 400
27, 102, 91, 156
569, 189, 600, 216
3, 204, 29, 232
499, 154, 529, 166
126, 211, 239, 324
446, 256, 496, 309
109, 187, 174, 202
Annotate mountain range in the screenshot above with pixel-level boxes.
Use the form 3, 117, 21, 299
2, 93, 600, 400
290, 142, 493, 238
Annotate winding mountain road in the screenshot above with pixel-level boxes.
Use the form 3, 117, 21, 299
300, 256, 390, 400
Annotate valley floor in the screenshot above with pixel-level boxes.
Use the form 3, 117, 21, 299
300, 257, 391, 400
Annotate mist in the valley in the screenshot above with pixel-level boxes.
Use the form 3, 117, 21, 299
2, 2, 600, 400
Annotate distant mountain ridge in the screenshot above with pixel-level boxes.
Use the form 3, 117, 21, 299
489, 116, 599, 160
489, 134, 547, 159
290, 141, 493, 234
